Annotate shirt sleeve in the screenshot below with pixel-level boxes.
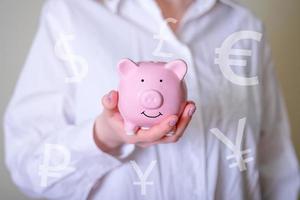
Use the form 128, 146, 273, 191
3, 1, 134, 199
258, 32, 300, 200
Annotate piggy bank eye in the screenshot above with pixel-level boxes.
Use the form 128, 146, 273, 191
141, 79, 145, 82
160, 79, 163, 82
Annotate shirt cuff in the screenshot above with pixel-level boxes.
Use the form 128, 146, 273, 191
80, 117, 135, 159
74, 118, 135, 180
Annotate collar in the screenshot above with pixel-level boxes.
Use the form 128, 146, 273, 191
103, 0, 218, 20
102, 0, 121, 13
182, 0, 217, 23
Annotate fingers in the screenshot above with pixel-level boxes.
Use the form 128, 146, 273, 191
101, 90, 119, 116
126, 115, 178, 144
158, 102, 196, 143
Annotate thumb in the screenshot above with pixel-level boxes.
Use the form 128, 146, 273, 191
101, 90, 119, 116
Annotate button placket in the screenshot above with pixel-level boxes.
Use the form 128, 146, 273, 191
136, 1, 210, 199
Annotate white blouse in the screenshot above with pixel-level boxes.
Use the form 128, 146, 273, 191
4, 0, 299, 199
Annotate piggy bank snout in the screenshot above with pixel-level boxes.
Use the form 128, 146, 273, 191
140, 90, 163, 109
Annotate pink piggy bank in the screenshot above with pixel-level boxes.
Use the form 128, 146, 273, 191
117, 59, 187, 135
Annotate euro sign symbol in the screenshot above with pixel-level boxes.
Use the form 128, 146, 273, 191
152, 18, 177, 58
55, 34, 89, 83
215, 31, 262, 86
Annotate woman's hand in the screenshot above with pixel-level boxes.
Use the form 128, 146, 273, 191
93, 90, 196, 153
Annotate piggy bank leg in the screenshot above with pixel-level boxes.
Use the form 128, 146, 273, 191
124, 122, 138, 136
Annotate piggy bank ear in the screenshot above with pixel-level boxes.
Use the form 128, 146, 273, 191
165, 59, 187, 80
118, 58, 137, 76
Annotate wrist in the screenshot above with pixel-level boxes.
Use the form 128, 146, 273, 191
93, 116, 123, 153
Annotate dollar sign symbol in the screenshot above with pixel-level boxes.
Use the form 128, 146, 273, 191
54, 34, 89, 83
152, 18, 177, 58
215, 31, 262, 86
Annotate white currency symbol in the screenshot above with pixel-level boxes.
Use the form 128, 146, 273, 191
38, 144, 75, 187
215, 31, 262, 86
54, 34, 89, 83
210, 118, 254, 171
152, 18, 177, 58
130, 160, 157, 195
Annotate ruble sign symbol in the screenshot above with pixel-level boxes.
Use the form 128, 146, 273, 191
38, 144, 75, 187
55, 34, 89, 83
210, 118, 254, 171
215, 31, 262, 86
152, 18, 177, 58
